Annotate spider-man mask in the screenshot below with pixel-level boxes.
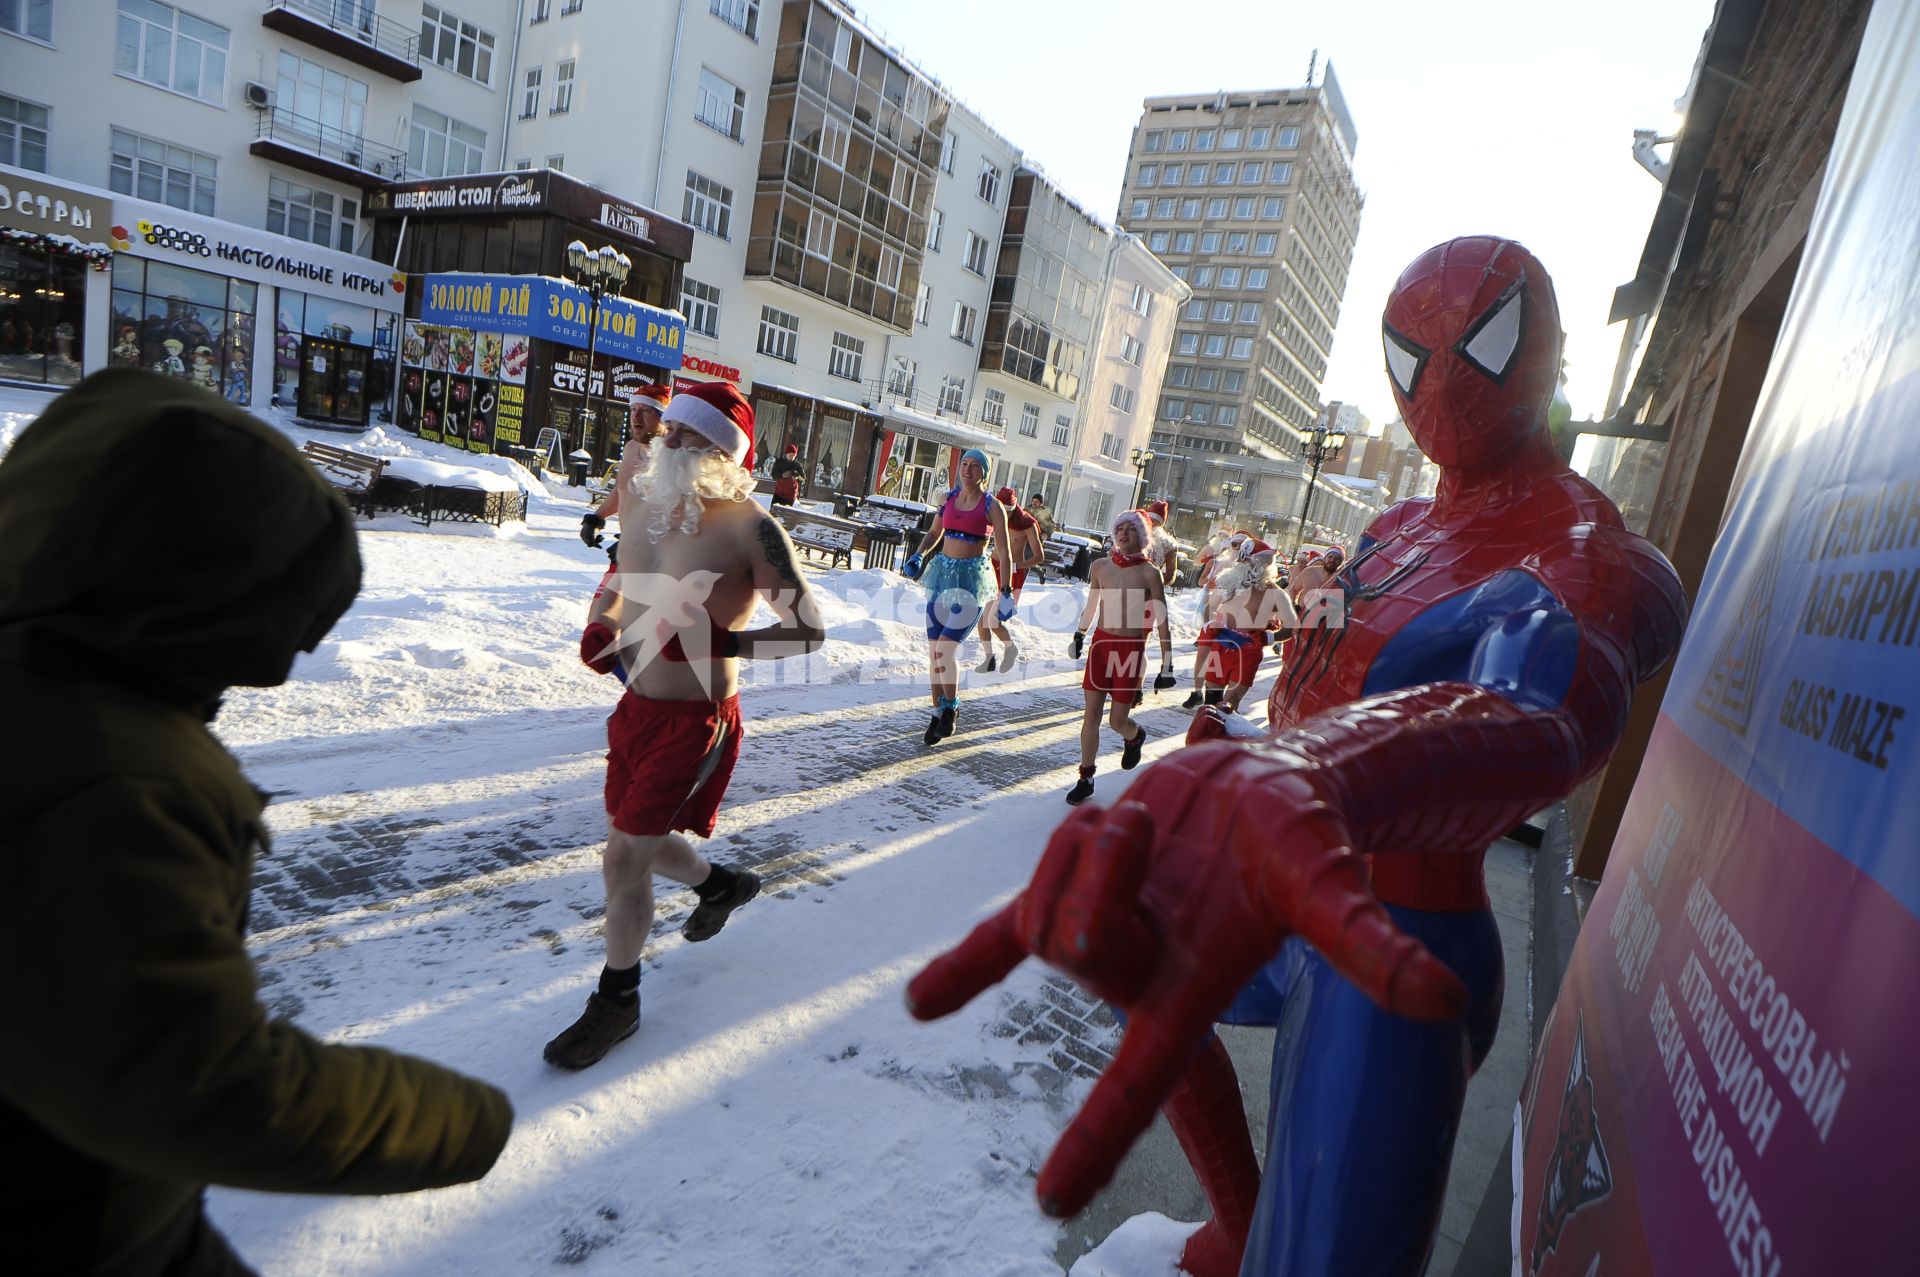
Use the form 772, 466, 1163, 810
1382, 236, 1562, 469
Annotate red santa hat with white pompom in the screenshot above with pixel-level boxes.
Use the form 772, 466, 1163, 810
661, 380, 755, 467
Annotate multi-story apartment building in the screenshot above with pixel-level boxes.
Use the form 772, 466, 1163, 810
1114, 70, 1367, 545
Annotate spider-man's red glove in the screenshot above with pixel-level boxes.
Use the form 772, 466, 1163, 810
906, 740, 1466, 1219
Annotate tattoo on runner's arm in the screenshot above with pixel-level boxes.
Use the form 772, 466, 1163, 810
758, 518, 802, 587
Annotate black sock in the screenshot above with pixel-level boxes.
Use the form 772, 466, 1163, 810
1204, 687, 1224, 705
694, 863, 738, 902
598, 962, 640, 1003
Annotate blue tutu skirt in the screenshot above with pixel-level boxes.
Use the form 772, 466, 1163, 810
922, 553, 991, 641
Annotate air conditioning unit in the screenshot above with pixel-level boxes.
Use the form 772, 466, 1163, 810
244, 81, 274, 110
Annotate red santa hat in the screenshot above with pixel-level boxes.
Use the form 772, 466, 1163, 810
1112, 508, 1151, 546
995, 485, 1018, 505
661, 380, 754, 466
784, 443, 800, 456
631, 382, 673, 407
1144, 499, 1169, 524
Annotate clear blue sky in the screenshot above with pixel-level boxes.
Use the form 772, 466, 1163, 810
848, 0, 1718, 430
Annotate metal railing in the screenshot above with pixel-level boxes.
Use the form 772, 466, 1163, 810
267, 1, 421, 65
254, 107, 407, 180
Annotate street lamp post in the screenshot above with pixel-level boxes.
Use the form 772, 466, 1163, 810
1219, 479, 1244, 525
1129, 446, 1156, 509
564, 239, 633, 468
1293, 419, 1349, 552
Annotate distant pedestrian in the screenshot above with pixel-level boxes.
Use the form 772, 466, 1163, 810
770, 442, 805, 507
976, 485, 1044, 672
1065, 509, 1175, 804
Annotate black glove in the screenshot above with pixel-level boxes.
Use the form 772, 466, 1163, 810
1153, 669, 1178, 690
580, 512, 606, 547
1070, 630, 1085, 660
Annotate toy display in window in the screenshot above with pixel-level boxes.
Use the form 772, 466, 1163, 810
153, 338, 186, 378
111, 323, 141, 367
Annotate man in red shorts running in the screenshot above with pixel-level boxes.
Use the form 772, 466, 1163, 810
1065, 510, 1175, 805
550, 381, 826, 1070
976, 485, 1045, 672
1195, 540, 1296, 713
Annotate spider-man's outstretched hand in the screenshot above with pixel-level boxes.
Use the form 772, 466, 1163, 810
904, 741, 1468, 1219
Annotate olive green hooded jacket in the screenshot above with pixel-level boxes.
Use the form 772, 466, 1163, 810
0, 371, 513, 1274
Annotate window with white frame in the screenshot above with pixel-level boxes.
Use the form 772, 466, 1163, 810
1100, 431, 1116, 458
1217, 406, 1239, 427
1232, 197, 1256, 219
1215, 162, 1235, 184
1161, 396, 1186, 419
878, 245, 903, 290
1275, 126, 1300, 148
1199, 231, 1221, 254
1219, 267, 1242, 289
804, 207, 834, 259
512, 157, 532, 169
962, 230, 989, 276
3, 0, 51, 41
275, 52, 369, 154
1175, 333, 1199, 356
926, 206, 943, 251
421, 5, 495, 84
1248, 126, 1270, 148
1195, 130, 1215, 151
520, 67, 540, 117
1, 95, 49, 172
115, 1, 229, 104
1019, 402, 1039, 437
1180, 198, 1201, 219
530, 0, 549, 18
1237, 301, 1260, 323
1261, 196, 1285, 219
1051, 414, 1071, 447
1174, 232, 1194, 253
1187, 163, 1208, 186
981, 387, 1006, 425
267, 176, 355, 251
409, 106, 485, 177
681, 277, 720, 337
887, 354, 916, 398
1087, 489, 1114, 527
914, 282, 931, 326
1223, 370, 1245, 392
1183, 299, 1205, 322
1196, 367, 1218, 389
710, 0, 758, 38
1226, 232, 1248, 253
546, 153, 564, 169
1169, 130, 1189, 151
1109, 384, 1135, 414
757, 305, 798, 362
1221, 128, 1242, 150
828, 331, 865, 382
552, 59, 575, 112
951, 302, 977, 345
1203, 334, 1226, 357
695, 67, 746, 140
1211, 300, 1233, 322
561, 0, 582, 11
1166, 366, 1192, 387
109, 127, 215, 214
1194, 266, 1214, 287
1138, 164, 1157, 187
1254, 233, 1278, 255
1206, 197, 1229, 219
683, 169, 732, 238
1154, 199, 1176, 219
1120, 333, 1143, 364
939, 375, 967, 414
1128, 284, 1152, 316
1247, 268, 1270, 289
1163, 163, 1182, 185
1241, 162, 1264, 184
1129, 198, 1150, 221
977, 160, 1000, 205
1270, 162, 1293, 184
1229, 337, 1254, 360
1148, 231, 1170, 253
1142, 130, 1163, 153
939, 129, 956, 173
1188, 403, 1211, 424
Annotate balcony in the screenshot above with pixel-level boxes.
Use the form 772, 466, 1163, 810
250, 108, 407, 189
262, 1, 422, 82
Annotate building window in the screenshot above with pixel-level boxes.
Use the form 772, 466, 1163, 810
267, 175, 355, 251
1174, 232, 1194, 253
530, 0, 549, 19
1270, 162, 1293, 185
1226, 232, 1249, 253
939, 375, 966, 414
1120, 333, 1143, 364
1206, 197, 1229, 219
1142, 130, 1163, 153
1276, 126, 1300, 149
681, 277, 720, 337
1128, 283, 1153, 316
1180, 198, 1201, 219
561, 0, 583, 12
520, 67, 540, 118
950, 302, 977, 345
1247, 267, 1270, 289
1189, 403, 1212, 424
1221, 128, 1242, 150
420, 5, 496, 85
962, 230, 989, 276
1223, 371, 1245, 392
1261, 196, 1285, 219
109, 126, 216, 214
914, 282, 931, 326
1175, 333, 1198, 356
1248, 126, 1270, 148
512, 157, 531, 169
695, 67, 746, 140
1232, 197, 1256, 220
1237, 301, 1260, 323
1211, 300, 1233, 322
1254, 233, 1278, 255
552, 59, 575, 113
1169, 130, 1189, 152
978, 160, 1001, 205
982, 387, 1006, 425
0, 94, 49, 171
1219, 267, 1242, 289
1109, 384, 1135, 414
546, 153, 564, 170
274, 52, 370, 160
115, 1, 229, 104
408, 106, 486, 177
1129, 198, 1150, 221
1019, 402, 1039, 437
2, 0, 51, 41
710, 0, 758, 38
1161, 396, 1186, 420
1218, 406, 1239, 427
1051, 414, 1071, 447
683, 169, 732, 238
1241, 162, 1264, 184
804, 207, 834, 259
1196, 367, 1218, 389
939, 130, 956, 173
1199, 231, 1221, 254
1229, 337, 1254, 360
1214, 162, 1235, 184
1195, 130, 1215, 151
828, 331, 865, 382
1166, 366, 1192, 388
1194, 266, 1214, 287
1163, 163, 1183, 185
878, 244, 903, 290
887, 354, 916, 398
1154, 199, 1176, 219
1138, 164, 1157, 188
1203, 334, 1227, 357
926, 206, 943, 251
1184, 299, 1205, 322
1148, 231, 1170, 253
757, 305, 798, 362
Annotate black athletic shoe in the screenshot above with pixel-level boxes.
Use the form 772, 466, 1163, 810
1066, 777, 1096, 805
975, 650, 997, 673
543, 993, 639, 1070
684, 871, 761, 942
1121, 725, 1147, 770
1180, 690, 1203, 710
939, 706, 957, 739
923, 714, 944, 746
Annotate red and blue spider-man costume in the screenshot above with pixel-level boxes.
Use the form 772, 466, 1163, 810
909, 236, 1688, 1276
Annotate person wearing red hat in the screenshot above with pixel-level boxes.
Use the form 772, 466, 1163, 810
1194, 541, 1295, 712
581, 383, 672, 548
769, 442, 805, 507
975, 485, 1044, 672
1141, 499, 1180, 587
1063, 509, 1175, 804
551, 379, 827, 1071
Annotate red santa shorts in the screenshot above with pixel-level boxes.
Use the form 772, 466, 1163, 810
1084, 629, 1146, 705
991, 559, 1030, 595
605, 693, 743, 838
1197, 626, 1263, 687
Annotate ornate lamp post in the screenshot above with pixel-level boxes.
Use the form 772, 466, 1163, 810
1293, 419, 1349, 551
564, 239, 633, 467
1130, 445, 1156, 509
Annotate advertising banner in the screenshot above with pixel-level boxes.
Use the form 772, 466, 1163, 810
416, 271, 685, 368
1516, 5, 1920, 1274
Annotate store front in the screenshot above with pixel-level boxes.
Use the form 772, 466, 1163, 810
866, 402, 1009, 508
749, 381, 883, 508
0, 169, 112, 388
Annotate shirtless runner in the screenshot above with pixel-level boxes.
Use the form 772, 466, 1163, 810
1066, 509, 1176, 805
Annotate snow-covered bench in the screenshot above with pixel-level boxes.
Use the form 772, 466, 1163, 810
301, 441, 384, 518
774, 507, 856, 570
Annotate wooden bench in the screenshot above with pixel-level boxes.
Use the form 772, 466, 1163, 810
301, 441, 384, 518
772, 506, 857, 570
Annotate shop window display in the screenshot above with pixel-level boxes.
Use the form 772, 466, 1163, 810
109, 257, 254, 403
397, 316, 528, 452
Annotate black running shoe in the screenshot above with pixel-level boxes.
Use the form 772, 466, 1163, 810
1180, 690, 1203, 710
1121, 725, 1147, 770
543, 993, 639, 1070
684, 871, 761, 942
939, 706, 956, 739
924, 713, 943, 745
1066, 777, 1095, 805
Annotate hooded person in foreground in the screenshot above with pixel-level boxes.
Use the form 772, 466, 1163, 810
0, 370, 514, 1276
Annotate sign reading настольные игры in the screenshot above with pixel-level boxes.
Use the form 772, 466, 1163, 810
417, 272, 685, 368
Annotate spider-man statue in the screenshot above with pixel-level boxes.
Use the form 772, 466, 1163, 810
908, 236, 1687, 1276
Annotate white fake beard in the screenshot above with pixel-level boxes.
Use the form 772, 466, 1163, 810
634, 443, 754, 540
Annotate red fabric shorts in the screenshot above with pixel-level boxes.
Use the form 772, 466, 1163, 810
1084, 629, 1146, 704
605, 693, 743, 838
1198, 626, 1262, 687
991, 560, 1029, 595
